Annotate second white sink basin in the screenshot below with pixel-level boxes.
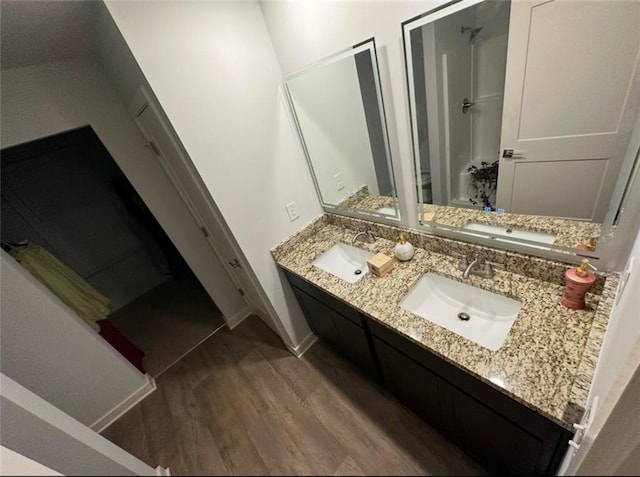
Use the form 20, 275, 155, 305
462, 222, 555, 250
313, 243, 374, 283
400, 273, 522, 351
376, 206, 396, 215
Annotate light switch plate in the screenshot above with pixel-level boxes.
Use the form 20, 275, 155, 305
285, 201, 299, 222
334, 172, 345, 191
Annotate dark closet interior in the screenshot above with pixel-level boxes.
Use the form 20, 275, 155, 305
1, 126, 225, 376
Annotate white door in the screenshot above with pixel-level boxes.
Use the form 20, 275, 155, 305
496, 0, 640, 222
129, 87, 271, 326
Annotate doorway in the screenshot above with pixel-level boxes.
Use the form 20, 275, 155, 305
1, 126, 225, 376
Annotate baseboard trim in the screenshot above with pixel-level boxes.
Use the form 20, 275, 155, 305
155, 465, 171, 476
91, 374, 156, 433
287, 332, 318, 358
225, 307, 252, 330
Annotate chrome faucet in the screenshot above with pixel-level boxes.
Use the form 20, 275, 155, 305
459, 254, 494, 279
352, 228, 375, 245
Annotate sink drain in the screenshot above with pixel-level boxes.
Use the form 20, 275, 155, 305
457, 312, 470, 321
354, 269, 362, 275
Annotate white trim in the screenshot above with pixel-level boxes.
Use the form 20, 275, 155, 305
155, 465, 171, 476
90, 374, 156, 433
128, 86, 292, 346
154, 322, 227, 377
286, 332, 319, 358
1, 374, 157, 476
225, 307, 253, 330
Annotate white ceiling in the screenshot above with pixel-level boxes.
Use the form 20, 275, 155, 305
1, 0, 98, 70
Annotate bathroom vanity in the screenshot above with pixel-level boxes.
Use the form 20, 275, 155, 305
273, 215, 617, 475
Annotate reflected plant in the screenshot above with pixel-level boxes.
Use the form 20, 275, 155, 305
467, 160, 499, 209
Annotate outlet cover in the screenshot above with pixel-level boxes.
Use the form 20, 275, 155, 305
334, 172, 345, 191
285, 201, 299, 222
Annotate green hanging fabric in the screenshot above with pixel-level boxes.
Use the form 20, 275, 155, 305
9, 243, 110, 331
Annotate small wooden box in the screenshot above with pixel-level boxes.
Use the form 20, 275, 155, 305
367, 253, 394, 277
422, 211, 437, 222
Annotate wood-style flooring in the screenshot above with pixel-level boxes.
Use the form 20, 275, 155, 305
102, 315, 485, 475
107, 277, 225, 376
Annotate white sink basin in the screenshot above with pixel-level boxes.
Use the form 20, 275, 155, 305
313, 243, 374, 283
376, 206, 396, 215
400, 273, 522, 351
462, 223, 555, 250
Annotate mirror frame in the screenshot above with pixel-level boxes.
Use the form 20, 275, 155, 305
401, 0, 638, 259
282, 37, 401, 223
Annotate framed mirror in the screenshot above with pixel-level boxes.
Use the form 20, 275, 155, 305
403, 0, 640, 254
283, 38, 400, 221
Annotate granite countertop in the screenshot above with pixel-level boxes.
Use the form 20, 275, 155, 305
339, 188, 601, 250
272, 216, 617, 430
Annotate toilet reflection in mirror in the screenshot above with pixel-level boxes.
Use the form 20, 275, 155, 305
404, 0, 640, 252
283, 38, 399, 221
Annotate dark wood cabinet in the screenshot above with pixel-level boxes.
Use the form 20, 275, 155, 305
372, 336, 443, 430
440, 380, 544, 475
282, 269, 571, 475
368, 318, 571, 476
286, 271, 379, 379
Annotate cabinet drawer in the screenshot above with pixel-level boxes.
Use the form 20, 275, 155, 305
284, 270, 361, 325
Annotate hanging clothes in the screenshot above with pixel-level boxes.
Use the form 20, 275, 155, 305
8, 243, 110, 331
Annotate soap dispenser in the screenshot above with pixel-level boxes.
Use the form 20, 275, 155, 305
394, 234, 414, 261
560, 259, 596, 310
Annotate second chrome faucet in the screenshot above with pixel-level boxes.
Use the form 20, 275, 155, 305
459, 254, 494, 279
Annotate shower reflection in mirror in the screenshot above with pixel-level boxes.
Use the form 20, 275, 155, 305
408, 0, 510, 210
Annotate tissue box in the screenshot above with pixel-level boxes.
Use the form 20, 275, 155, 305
367, 253, 394, 277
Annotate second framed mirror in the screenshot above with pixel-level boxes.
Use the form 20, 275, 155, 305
403, 0, 640, 254
283, 38, 400, 222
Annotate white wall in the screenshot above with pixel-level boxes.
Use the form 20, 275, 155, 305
104, 0, 324, 348
0, 446, 62, 476
561, 226, 640, 473
287, 54, 378, 204
260, 0, 450, 228
0, 250, 150, 427
0, 373, 159, 476
0, 58, 247, 322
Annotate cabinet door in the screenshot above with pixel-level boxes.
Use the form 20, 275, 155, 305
291, 286, 378, 378
373, 336, 442, 430
291, 286, 341, 350
331, 313, 378, 378
440, 379, 543, 476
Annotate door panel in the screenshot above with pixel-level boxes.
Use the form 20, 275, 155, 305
497, 0, 640, 221
127, 94, 249, 321
510, 159, 607, 219
129, 88, 270, 321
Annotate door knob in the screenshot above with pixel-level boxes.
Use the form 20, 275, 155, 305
461, 97, 475, 114
502, 149, 525, 159
144, 141, 161, 156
